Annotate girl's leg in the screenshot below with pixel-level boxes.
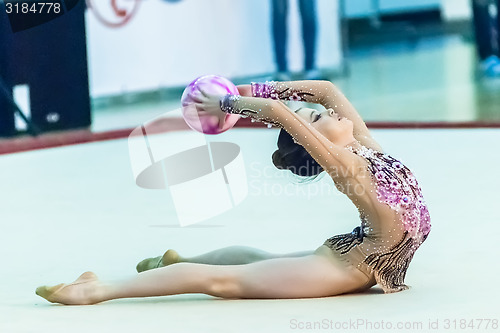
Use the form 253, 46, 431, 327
36, 251, 372, 305
185, 246, 313, 264
136, 246, 314, 272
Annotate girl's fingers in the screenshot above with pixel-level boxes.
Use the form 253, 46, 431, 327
198, 88, 209, 98
194, 103, 203, 113
188, 93, 204, 103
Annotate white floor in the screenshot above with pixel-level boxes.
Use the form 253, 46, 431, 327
1, 128, 499, 333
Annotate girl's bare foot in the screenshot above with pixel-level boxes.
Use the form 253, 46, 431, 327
35, 271, 106, 305
136, 249, 180, 273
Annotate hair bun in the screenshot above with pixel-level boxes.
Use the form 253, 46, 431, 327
273, 129, 323, 177
272, 150, 286, 170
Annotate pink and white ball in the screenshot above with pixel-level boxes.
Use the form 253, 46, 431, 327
181, 75, 240, 135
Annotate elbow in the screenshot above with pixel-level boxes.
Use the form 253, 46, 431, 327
323, 80, 336, 93
315, 80, 336, 101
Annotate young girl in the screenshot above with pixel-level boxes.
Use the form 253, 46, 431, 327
36, 80, 431, 305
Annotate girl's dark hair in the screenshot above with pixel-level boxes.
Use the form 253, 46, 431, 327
272, 129, 323, 177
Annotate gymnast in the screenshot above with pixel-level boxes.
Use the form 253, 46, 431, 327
35, 80, 431, 305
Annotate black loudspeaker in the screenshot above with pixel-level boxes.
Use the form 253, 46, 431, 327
0, 0, 91, 137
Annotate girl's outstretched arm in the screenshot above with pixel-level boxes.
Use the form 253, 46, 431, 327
195, 90, 365, 181
238, 81, 382, 151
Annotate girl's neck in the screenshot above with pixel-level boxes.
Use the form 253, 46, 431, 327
344, 139, 363, 150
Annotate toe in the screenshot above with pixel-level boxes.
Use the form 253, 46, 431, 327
35, 285, 48, 297
136, 259, 147, 273
35, 283, 65, 302
136, 256, 163, 273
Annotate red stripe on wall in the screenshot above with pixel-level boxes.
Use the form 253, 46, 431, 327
1, 118, 499, 155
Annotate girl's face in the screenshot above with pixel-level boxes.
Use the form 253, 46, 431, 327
295, 107, 354, 146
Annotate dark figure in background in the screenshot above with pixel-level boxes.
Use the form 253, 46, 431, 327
472, 0, 500, 76
271, 0, 321, 80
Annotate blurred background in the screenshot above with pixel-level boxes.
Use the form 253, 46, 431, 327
2, 2, 500, 330
1, 0, 500, 151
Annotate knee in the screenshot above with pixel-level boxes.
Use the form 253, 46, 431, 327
206, 272, 243, 299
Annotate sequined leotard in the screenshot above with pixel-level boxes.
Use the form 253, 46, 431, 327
220, 80, 431, 293
323, 144, 431, 292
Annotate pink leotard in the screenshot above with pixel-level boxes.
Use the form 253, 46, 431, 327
220, 81, 431, 293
